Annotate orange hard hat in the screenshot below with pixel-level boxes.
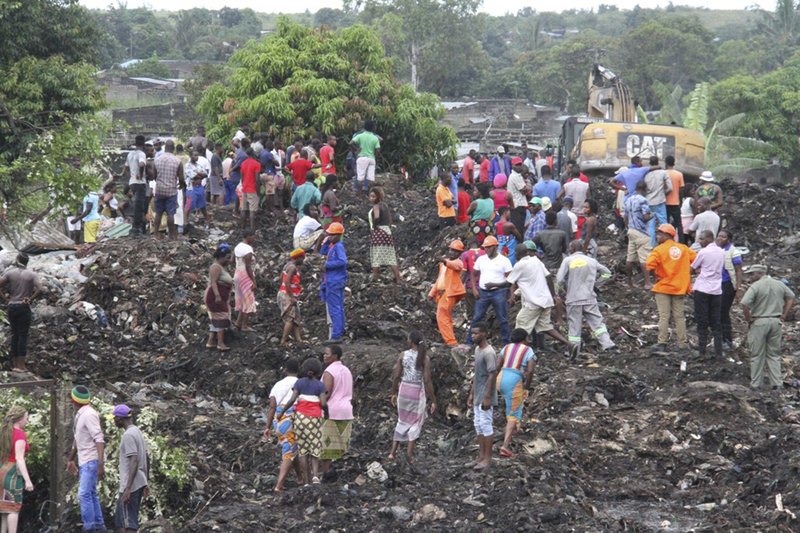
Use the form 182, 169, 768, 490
657, 223, 676, 237
327, 222, 345, 235
482, 236, 499, 248
449, 239, 464, 252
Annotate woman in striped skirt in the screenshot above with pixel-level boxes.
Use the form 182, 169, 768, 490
388, 332, 436, 464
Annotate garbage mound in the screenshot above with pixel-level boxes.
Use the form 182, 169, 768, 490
12, 176, 800, 530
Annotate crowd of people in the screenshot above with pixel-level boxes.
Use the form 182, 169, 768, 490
432, 146, 795, 385
416, 145, 796, 467
3, 124, 798, 527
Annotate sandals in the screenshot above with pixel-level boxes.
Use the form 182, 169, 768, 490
205, 344, 217, 349
217, 346, 231, 352
499, 448, 514, 458
311, 476, 321, 484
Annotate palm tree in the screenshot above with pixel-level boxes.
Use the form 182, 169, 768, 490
758, 0, 800, 47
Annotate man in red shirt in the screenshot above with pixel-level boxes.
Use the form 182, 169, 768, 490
456, 179, 471, 224
320, 135, 337, 176
240, 149, 261, 230
478, 154, 490, 183
286, 149, 319, 189
462, 150, 475, 185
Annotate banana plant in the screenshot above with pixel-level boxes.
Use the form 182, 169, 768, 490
677, 83, 772, 176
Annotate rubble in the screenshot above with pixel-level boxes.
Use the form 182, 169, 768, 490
10, 176, 800, 530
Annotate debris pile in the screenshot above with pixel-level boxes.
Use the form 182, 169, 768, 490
10, 176, 800, 530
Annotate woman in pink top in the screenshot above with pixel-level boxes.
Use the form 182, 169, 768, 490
320, 345, 353, 474
0, 405, 33, 533
490, 173, 513, 223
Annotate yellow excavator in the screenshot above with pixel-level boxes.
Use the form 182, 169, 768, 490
558, 64, 705, 178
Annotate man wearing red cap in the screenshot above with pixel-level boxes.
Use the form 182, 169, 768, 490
507, 157, 530, 236
467, 236, 513, 345
429, 240, 466, 346
646, 223, 697, 353
113, 404, 149, 533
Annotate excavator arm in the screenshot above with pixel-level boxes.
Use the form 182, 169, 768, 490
587, 64, 636, 122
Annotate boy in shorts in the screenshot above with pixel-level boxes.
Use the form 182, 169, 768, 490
468, 323, 497, 470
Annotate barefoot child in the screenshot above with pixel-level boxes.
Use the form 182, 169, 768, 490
283, 358, 328, 484
468, 323, 497, 469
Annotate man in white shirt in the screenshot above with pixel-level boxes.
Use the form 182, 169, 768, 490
126, 135, 148, 236
506, 157, 530, 236
688, 197, 721, 250
184, 151, 210, 188
466, 236, 513, 345
293, 204, 325, 250
492, 242, 570, 350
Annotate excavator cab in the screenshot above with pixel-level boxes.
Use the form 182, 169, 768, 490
558, 63, 705, 179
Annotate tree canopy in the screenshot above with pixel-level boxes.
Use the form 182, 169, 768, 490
0, 0, 106, 221
197, 20, 457, 176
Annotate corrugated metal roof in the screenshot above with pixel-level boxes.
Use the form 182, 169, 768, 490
442, 101, 478, 110
129, 77, 175, 86
0, 222, 77, 254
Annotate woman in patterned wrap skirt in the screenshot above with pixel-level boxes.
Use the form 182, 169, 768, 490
368, 187, 402, 283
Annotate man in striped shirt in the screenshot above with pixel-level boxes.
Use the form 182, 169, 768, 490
152, 140, 185, 240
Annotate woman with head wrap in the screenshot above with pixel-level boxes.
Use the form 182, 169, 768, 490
491, 173, 513, 224
0, 406, 33, 533
205, 242, 233, 351
279, 248, 306, 346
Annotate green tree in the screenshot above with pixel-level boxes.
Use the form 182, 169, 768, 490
219, 6, 243, 27
125, 56, 171, 78
712, 38, 780, 80
0, 1, 106, 221
197, 19, 457, 176
709, 57, 800, 170
361, 0, 480, 91
509, 31, 613, 111
99, 5, 176, 64
0, 57, 105, 221
0, 0, 103, 67
612, 16, 713, 109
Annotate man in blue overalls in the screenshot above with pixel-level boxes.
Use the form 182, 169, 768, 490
320, 222, 348, 341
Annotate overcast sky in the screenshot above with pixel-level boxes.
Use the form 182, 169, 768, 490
80, 0, 759, 14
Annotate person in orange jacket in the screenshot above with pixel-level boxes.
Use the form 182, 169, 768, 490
645, 223, 697, 353
429, 240, 467, 346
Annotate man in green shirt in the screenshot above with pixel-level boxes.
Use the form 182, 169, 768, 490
740, 264, 795, 389
351, 120, 381, 195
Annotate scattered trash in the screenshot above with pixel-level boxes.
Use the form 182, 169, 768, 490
366, 461, 388, 482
